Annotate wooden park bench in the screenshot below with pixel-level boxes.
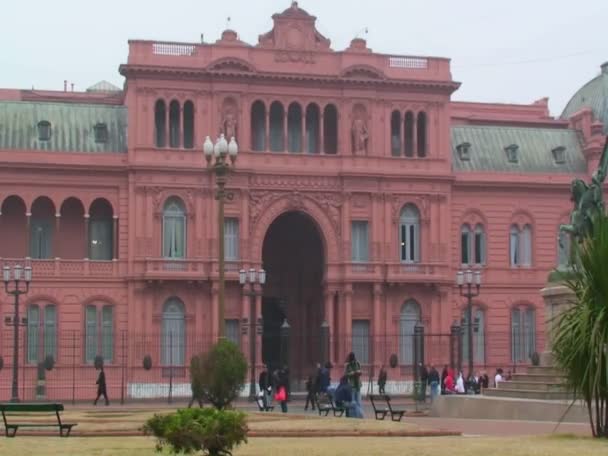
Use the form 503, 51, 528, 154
0, 403, 77, 437
369, 394, 405, 422
314, 392, 345, 417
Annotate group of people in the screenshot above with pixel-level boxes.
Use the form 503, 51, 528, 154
258, 365, 290, 412
438, 366, 509, 396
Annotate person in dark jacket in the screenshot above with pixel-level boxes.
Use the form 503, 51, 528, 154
428, 365, 441, 402
274, 367, 289, 413
304, 373, 316, 411
258, 365, 271, 409
94, 365, 109, 406
334, 376, 355, 418
377, 365, 387, 395
317, 362, 331, 393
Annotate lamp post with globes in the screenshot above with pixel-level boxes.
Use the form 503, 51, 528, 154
239, 268, 266, 401
3, 263, 33, 402
204, 134, 238, 339
456, 269, 481, 382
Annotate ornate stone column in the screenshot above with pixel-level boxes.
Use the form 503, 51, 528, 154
324, 288, 335, 364
342, 284, 353, 364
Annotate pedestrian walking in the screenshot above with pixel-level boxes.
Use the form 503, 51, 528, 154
345, 352, 363, 418
94, 364, 109, 406
377, 365, 387, 395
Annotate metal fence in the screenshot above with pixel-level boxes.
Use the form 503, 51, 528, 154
0, 328, 536, 403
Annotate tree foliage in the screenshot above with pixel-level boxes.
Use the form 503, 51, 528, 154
553, 212, 608, 438
190, 339, 247, 410
143, 407, 247, 456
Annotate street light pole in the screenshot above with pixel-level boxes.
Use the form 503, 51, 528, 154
204, 135, 238, 339
3, 263, 33, 402
239, 268, 266, 401
456, 269, 481, 381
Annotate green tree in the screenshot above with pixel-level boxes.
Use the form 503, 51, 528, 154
553, 212, 608, 438
144, 407, 247, 456
191, 339, 247, 410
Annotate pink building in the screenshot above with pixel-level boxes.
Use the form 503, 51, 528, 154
0, 2, 606, 400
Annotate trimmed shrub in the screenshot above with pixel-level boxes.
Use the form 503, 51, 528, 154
192, 339, 247, 410
143, 355, 153, 371
143, 407, 247, 456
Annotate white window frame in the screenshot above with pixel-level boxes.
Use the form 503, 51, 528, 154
399, 205, 420, 263
224, 218, 240, 261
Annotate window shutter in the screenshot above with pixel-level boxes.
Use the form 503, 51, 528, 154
102, 306, 114, 362
85, 305, 98, 363
475, 225, 485, 265
224, 218, 240, 261
352, 320, 370, 365
351, 221, 369, 262
27, 305, 40, 364
461, 225, 470, 264
44, 305, 57, 360
225, 319, 240, 347
511, 308, 521, 362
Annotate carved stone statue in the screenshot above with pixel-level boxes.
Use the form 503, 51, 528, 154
221, 110, 237, 142
560, 138, 608, 242
351, 117, 368, 155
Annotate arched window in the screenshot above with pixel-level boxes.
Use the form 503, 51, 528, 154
323, 104, 338, 154
269, 101, 285, 152
183, 100, 194, 149
169, 100, 180, 148
251, 101, 266, 151
390, 111, 402, 156
30, 197, 55, 259
461, 224, 471, 265
399, 300, 420, 366
400, 205, 420, 263
474, 224, 485, 265
89, 199, 114, 260
84, 303, 114, 363
417, 111, 427, 157
27, 304, 57, 364
305, 104, 320, 153
510, 224, 533, 267
287, 103, 302, 153
404, 111, 414, 157
154, 100, 166, 147
462, 307, 485, 364
161, 298, 185, 366
557, 230, 571, 270
511, 306, 535, 363
162, 198, 186, 259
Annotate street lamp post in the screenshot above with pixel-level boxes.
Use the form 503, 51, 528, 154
3, 263, 33, 402
456, 269, 481, 382
204, 134, 238, 339
239, 268, 266, 401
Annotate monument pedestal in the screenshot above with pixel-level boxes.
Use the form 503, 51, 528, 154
540, 283, 575, 367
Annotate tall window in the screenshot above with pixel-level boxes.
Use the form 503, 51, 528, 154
462, 307, 485, 364
351, 221, 369, 262
85, 304, 114, 363
287, 103, 302, 152
161, 298, 185, 366
251, 101, 266, 151
163, 198, 186, 258
390, 111, 402, 156
352, 320, 370, 365
224, 218, 239, 261
404, 111, 414, 157
30, 218, 53, 259
461, 224, 485, 265
512, 307, 536, 362
169, 100, 180, 148
154, 100, 166, 147
89, 218, 113, 260
400, 205, 420, 263
399, 300, 420, 365
323, 104, 338, 154
269, 101, 285, 152
417, 111, 427, 157
183, 100, 194, 149
510, 224, 532, 267
557, 230, 571, 269
225, 319, 240, 347
27, 304, 57, 364
305, 104, 320, 154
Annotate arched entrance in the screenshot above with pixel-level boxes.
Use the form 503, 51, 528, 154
261, 211, 324, 386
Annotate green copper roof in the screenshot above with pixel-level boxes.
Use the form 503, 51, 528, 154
561, 63, 608, 134
0, 101, 127, 153
451, 125, 586, 173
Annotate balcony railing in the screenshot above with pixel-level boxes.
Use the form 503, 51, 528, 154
1, 258, 119, 278
142, 258, 242, 280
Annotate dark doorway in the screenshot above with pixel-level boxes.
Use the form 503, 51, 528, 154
261, 211, 325, 388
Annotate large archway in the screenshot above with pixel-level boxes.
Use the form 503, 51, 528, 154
261, 211, 324, 386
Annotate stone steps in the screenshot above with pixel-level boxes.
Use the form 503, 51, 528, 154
497, 380, 568, 392
511, 373, 566, 384
525, 366, 564, 376
484, 387, 575, 401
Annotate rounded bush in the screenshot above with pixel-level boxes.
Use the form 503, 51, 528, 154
192, 339, 247, 410
389, 353, 398, 368
43, 355, 55, 371
143, 355, 153, 371
144, 407, 247, 456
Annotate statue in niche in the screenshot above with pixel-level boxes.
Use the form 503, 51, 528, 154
351, 116, 368, 155
220, 108, 238, 142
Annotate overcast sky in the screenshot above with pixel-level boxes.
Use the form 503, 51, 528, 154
1, 0, 605, 116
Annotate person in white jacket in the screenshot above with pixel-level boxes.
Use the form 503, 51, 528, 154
455, 371, 466, 394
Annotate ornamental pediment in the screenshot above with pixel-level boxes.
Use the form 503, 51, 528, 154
207, 57, 256, 73
341, 65, 385, 80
